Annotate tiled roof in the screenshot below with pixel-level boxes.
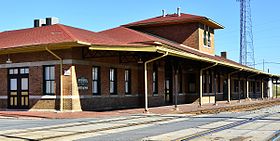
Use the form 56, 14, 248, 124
99, 26, 250, 69
0, 24, 139, 49
0, 17, 248, 71
123, 13, 223, 29
99, 26, 159, 45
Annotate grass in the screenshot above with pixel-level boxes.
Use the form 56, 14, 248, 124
272, 85, 280, 97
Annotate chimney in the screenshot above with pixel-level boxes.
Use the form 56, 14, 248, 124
177, 7, 181, 17
34, 19, 46, 27
221, 52, 227, 59
34, 17, 59, 27
46, 17, 59, 25
162, 9, 166, 17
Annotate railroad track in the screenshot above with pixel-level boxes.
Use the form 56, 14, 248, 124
174, 111, 280, 141
0, 115, 182, 141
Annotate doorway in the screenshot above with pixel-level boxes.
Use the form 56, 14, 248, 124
223, 79, 228, 100
8, 68, 29, 109
165, 64, 173, 104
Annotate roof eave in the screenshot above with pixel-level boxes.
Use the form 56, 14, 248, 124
156, 45, 277, 77
202, 17, 224, 29
89, 45, 157, 52
0, 41, 85, 55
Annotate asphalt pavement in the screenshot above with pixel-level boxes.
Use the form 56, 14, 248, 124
0, 106, 279, 141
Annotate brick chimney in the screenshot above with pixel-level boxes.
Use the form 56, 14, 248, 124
221, 52, 227, 59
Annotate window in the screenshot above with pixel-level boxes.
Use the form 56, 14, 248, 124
20, 68, 29, 74
209, 73, 212, 93
218, 75, 221, 93
240, 80, 244, 93
152, 64, 158, 94
9, 68, 18, 75
204, 30, 207, 46
256, 82, 261, 92
125, 69, 131, 94
234, 80, 239, 93
208, 30, 211, 47
249, 81, 255, 93
203, 25, 211, 47
92, 66, 100, 95
10, 79, 17, 90
43, 66, 55, 95
109, 68, 117, 94
203, 74, 207, 93
189, 74, 196, 93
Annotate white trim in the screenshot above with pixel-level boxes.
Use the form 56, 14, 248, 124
203, 45, 211, 49
0, 94, 141, 100
178, 93, 185, 96
0, 59, 139, 70
29, 95, 57, 99
0, 96, 7, 99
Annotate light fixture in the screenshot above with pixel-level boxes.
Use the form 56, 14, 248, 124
6, 54, 12, 64
137, 58, 143, 64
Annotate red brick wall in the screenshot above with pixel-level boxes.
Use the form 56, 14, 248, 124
29, 66, 43, 96
134, 23, 199, 50
0, 69, 7, 97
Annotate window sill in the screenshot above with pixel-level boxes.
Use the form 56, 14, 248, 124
41, 95, 56, 99
178, 93, 185, 96
125, 94, 133, 96
109, 95, 119, 97
153, 94, 159, 96
203, 45, 211, 48
92, 95, 102, 97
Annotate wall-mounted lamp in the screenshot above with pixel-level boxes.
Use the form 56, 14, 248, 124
137, 58, 143, 64
6, 55, 12, 64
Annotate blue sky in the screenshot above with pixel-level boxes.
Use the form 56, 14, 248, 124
1, 0, 280, 74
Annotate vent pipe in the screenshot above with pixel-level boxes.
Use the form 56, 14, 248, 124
177, 7, 181, 17
162, 9, 166, 17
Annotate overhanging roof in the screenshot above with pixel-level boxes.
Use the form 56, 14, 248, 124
89, 44, 278, 78
123, 13, 224, 29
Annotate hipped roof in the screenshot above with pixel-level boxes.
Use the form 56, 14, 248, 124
0, 13, 277, 77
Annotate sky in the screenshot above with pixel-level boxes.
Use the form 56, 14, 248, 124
1, 0, 280, 74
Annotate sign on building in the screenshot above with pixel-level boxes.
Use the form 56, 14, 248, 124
77, 77, 88, 90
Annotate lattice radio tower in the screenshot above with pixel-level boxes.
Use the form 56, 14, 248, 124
238, 0, 255, 67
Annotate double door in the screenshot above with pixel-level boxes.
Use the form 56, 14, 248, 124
8, 68, 29, 109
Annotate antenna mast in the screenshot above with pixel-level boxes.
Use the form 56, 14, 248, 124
238, 0, 255, 67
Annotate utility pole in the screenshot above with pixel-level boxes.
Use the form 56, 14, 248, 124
263, 59, 265, 72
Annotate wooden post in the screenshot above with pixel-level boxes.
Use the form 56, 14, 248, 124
276, 78, 278, 98
214, 74, 217, 105
174, 66, 178, 110
261, 79, 264, 99
228, 74, 231, 103
199, 70, 203, 106
246, 79, 249, 99
238, 75, 241, 102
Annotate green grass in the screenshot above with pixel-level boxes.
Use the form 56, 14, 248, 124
272, 85, 280, 97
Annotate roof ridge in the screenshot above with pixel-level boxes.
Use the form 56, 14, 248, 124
56, 24, 78, 41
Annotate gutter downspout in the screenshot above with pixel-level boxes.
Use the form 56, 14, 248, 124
46, 47, 63, 112
144, 52, 168, 112
227, 69, 243, 103
199, 63, 218, 106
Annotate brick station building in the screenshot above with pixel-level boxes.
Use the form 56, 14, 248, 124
0, 12, 279, 111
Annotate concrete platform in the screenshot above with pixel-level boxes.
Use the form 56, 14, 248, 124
0, 98, 279, 119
